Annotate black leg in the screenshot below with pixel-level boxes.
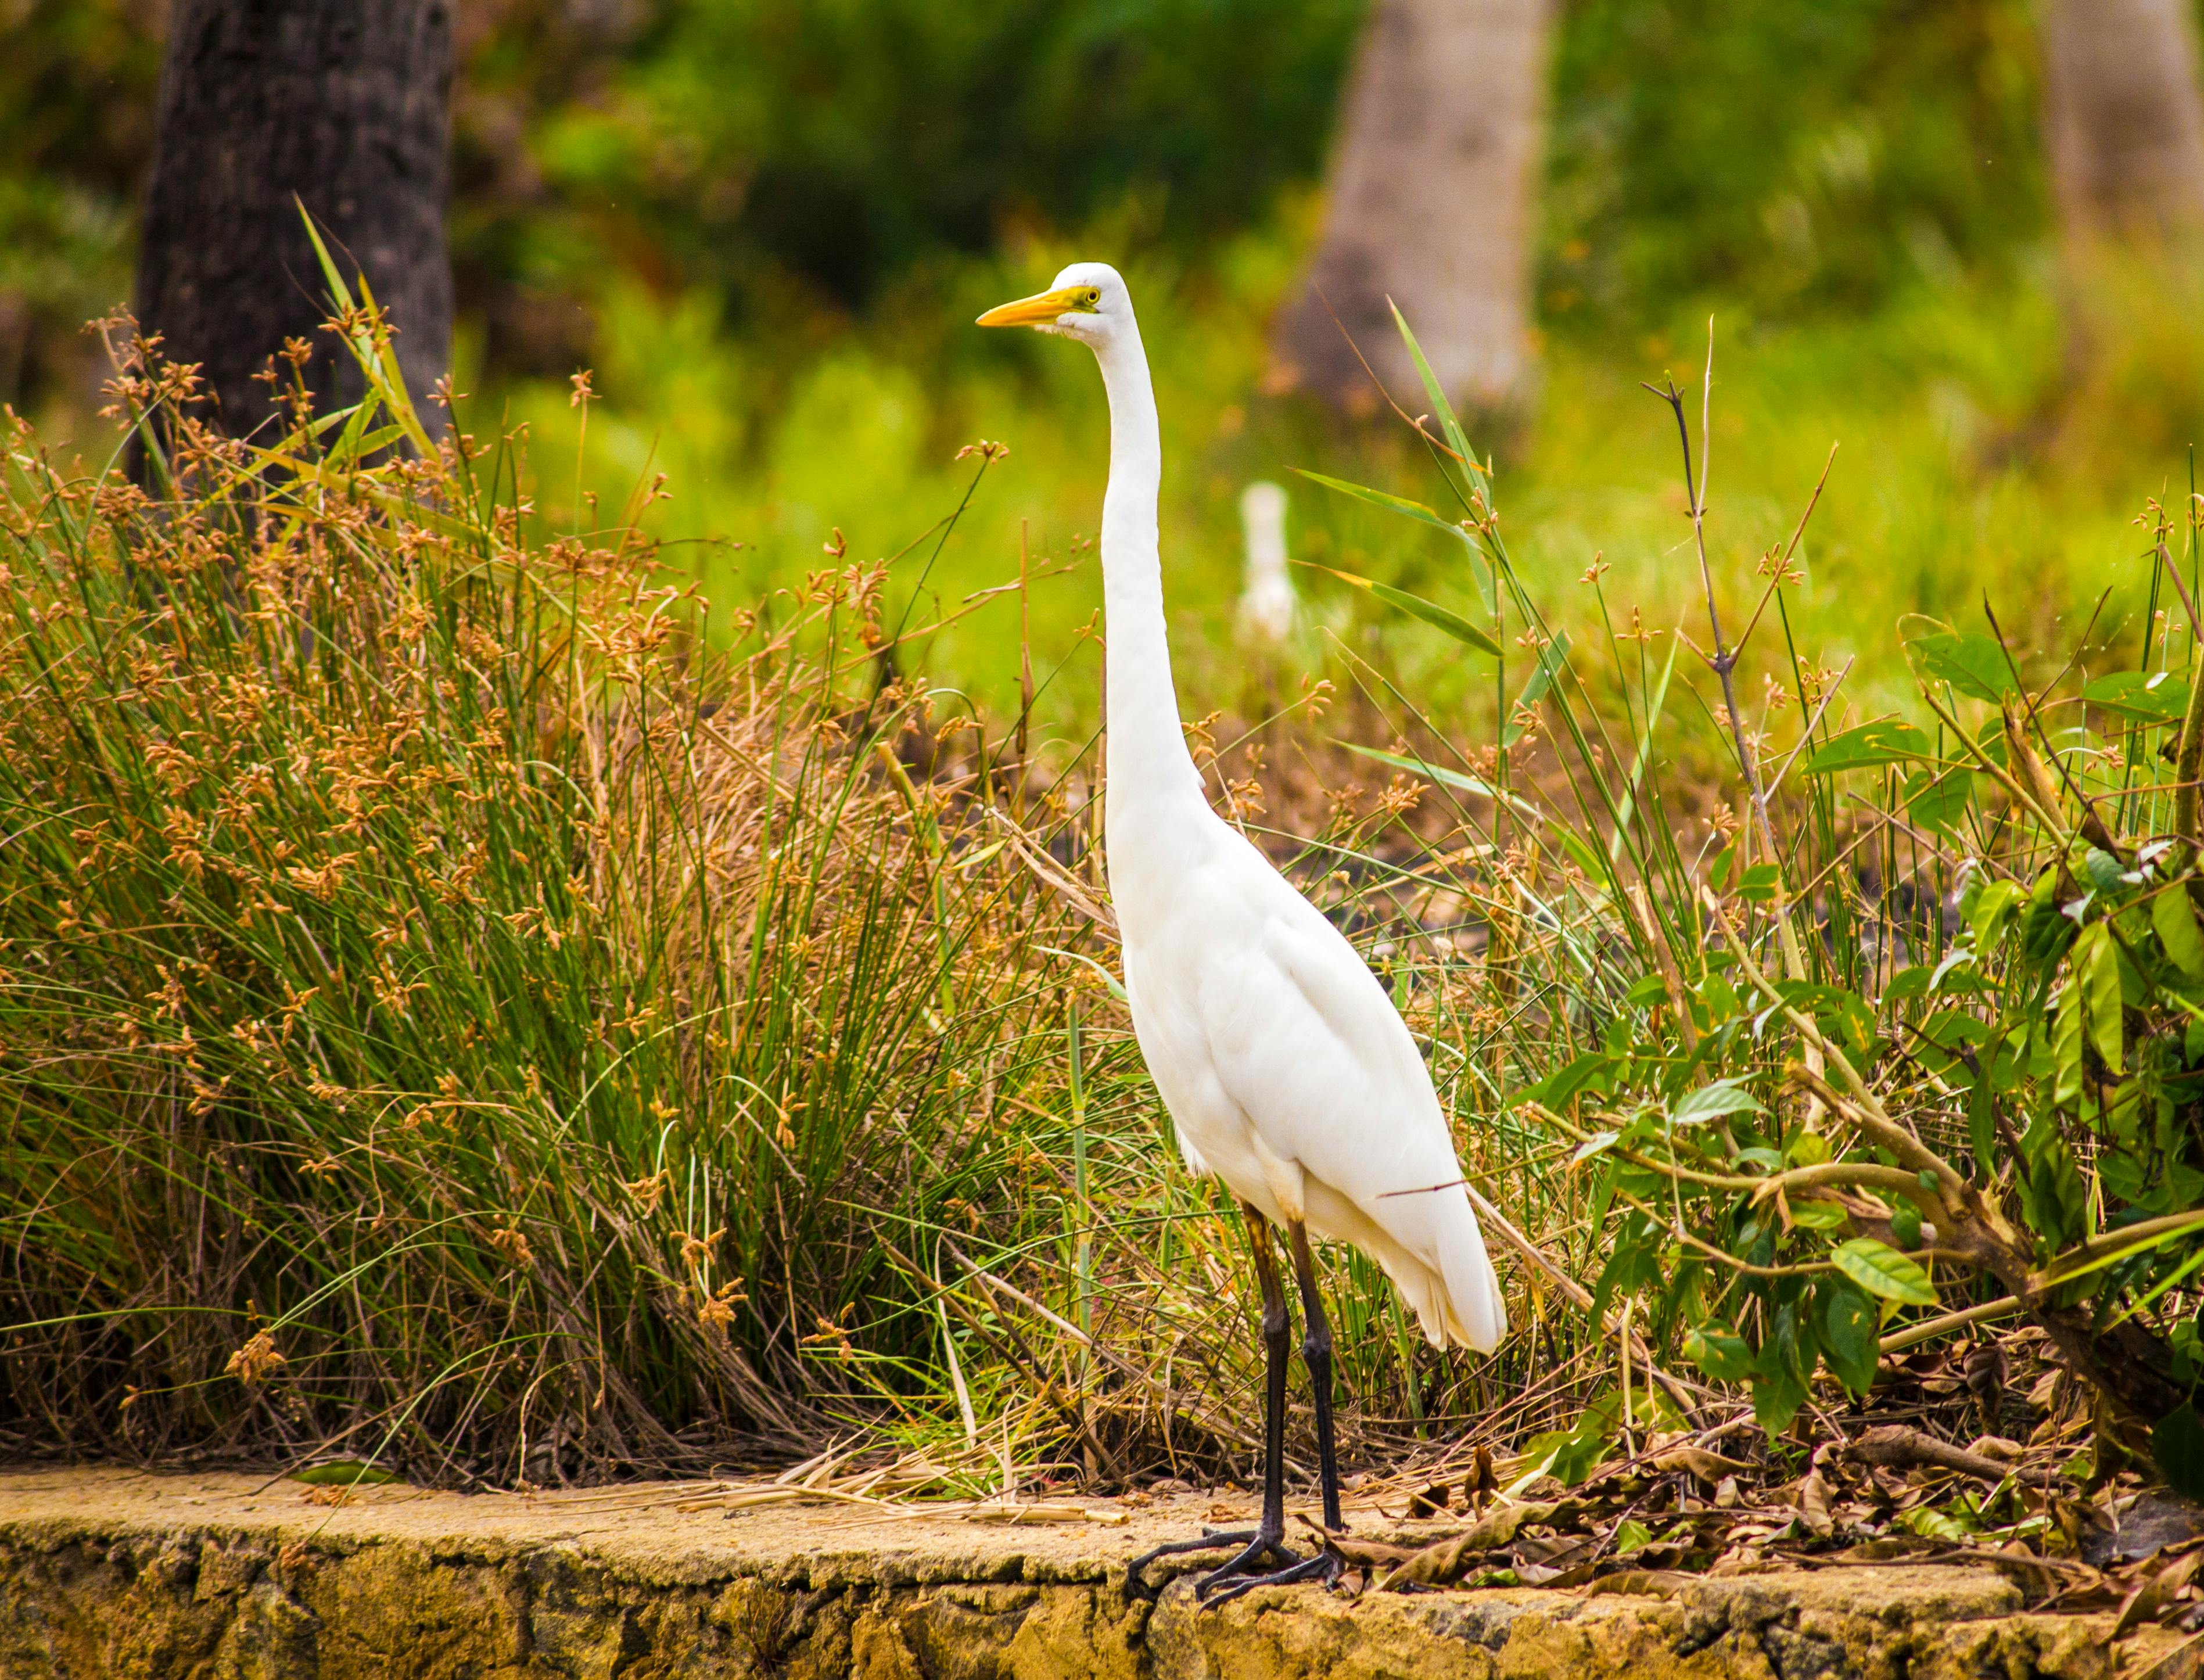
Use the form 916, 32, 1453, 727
1287, 1220, 1344, 1535
1124, 1201, 1299, 1599
1254, 1208, 1291, 1535
1188, 1213, 1341, 1603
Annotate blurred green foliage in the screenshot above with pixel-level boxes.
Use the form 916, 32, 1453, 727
3, 0, 2065, 410
0, 0, 163, 403
1543, 0, 2044, 324
10, 0, 2197, 766
438, 2, 1368, 383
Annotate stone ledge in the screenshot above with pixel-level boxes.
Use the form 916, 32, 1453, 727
0, 1467, 2186, 1678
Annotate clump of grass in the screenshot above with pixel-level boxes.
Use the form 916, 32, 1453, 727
0, 294, 1152, 1483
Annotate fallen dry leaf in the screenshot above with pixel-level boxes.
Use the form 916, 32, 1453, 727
1650, 1445, 1757, 1486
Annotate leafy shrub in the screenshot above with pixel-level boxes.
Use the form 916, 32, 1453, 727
1311, 309, 2204, 1486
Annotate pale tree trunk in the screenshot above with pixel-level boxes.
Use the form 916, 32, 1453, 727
2040, 0, 2204, 247
1271, 0, 1553, 417
134, 0, 454, 440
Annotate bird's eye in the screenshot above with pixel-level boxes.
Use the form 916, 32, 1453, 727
1076, 288, 1101, 310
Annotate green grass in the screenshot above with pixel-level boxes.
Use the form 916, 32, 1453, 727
451, 228, 2198, 779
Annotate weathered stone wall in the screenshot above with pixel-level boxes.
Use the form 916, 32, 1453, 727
1, 1532, 1147, 1679
0, 1470, 2186, 1679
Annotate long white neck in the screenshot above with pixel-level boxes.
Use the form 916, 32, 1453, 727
1093, 328, 1201, 818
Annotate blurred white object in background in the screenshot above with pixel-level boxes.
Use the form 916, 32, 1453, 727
1237, 481, 1295, 644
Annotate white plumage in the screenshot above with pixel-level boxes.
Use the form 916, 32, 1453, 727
1236, 481, 1296, 645
1116, 790, 1505, 1349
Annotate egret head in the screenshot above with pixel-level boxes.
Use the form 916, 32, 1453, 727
975, 262, 1130, 349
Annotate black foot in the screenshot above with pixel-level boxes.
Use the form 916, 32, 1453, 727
1125, 1527, 1288, 1600
1200, 1547, 1344, 1608
1191, 1529, 1303, 1602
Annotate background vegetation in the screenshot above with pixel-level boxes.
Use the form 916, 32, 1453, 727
4, 1, 2186, 749
14, 2, 2204, 1603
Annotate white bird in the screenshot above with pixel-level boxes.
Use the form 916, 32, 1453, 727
1237, 481, 1295, 645
979, 265, 1505, 1600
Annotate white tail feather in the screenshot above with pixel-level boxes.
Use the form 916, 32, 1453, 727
1432, 1187, 1506, 1351
1303, 1178, 1505, 1352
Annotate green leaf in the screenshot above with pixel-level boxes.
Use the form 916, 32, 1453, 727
1519, 1051, 1616, 1110
1711, 844, 1739, 891
1683, 1324, 1755, 1383
2155, 886, 2204, 981
1570, 1130, 1621, 1165
1751, 1318, 1810, 1435
1297, 560, 1501, 656
1789, 1200, 1847, 1231
2054, 972, 2087, 1110
1801, 719, 1934, 775
1901, 621, 2013, 702
1968, 1078, 1998, 1178
1902, 1505, 1974, 1542
2085, 669, 2191, 724
2156, 1402, 2204, 1502
1612, 1517, 1654, 1555
1735, 861, 1785, 901
297, 203, 436, 460
2084, 848, 2124, 894
2022, 868, 2078, 965
1770, 981, 1876, 1057
1830, 1237, 1938, 1307
1294, 469, 1463, 537
1819, 1277, 1881, 1397
1967, 878, 2025, 950
1522, 1394, 1625, 1486
1672, 1078, 1764, 1125
1903, 767, 1973, 831
1891, 1201, 1923, 1249
1389, 301, 1480, 478
1885, 965, 1934, 1004
2077, 921, 2125, 1076
2019, 1110, 2088, 1251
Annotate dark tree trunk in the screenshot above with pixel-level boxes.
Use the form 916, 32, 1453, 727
2041, 0, 2204, 249
134, 0, 454, 440
1271, 0, 1553, 418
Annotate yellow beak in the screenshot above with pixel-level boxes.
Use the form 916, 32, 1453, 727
975, 285, 1089, 328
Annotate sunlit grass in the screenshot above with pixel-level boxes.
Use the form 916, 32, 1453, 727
478, 233, 2196, 783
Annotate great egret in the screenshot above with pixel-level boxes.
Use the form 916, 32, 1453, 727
979, 265, 1506, 1601
1237, 481, 1295, 645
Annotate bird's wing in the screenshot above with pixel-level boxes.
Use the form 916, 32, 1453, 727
1197, 882, 1457, 1196
1178, 837, 1503, 1348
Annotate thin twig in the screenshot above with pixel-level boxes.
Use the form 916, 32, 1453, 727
1642, 340, 1794, 961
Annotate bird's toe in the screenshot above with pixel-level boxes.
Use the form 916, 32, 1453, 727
1197, 1548, 1342, 1609
1123, 1527, 1265, 1602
